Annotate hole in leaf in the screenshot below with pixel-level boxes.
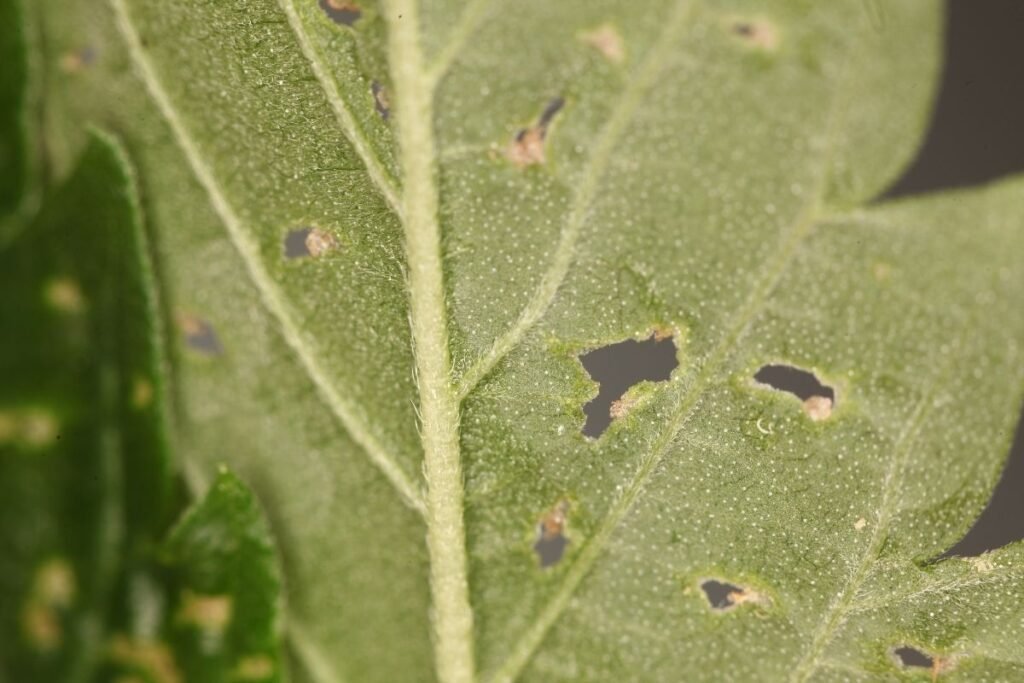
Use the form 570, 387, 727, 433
178, 314, 223, 356
753, 364, 835, 421
507, 97, 565, 167
533, 500, 569, 568
580, 333, 677, 438
893, 646, 934, 669
699, 579, 764, 611
372, 81, 391, 120
319, 0, 361, 26
283, 226, 338, 259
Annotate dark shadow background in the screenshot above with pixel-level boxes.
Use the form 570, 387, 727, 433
886, 0, 1024, 556
589, 0, 1024, 556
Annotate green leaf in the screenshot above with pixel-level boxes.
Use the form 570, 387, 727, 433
0, 0, 31, 227
103, 468, 285, 683
0, 131, 172, 681
13, 1, 1024, 682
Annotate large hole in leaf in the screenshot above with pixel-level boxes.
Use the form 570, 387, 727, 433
579, 334, 677, 438
893, 646, 934, 669
753, 364, 835, 421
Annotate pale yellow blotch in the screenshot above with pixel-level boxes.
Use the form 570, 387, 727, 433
177, 590, 233, 636
305, 227, 339, 257
727, 16, 780, 51
854, 517, 867, 531
233, 654, 275, 680
21, 559, 77, 651
109, 635, 183, 683
36, 559, 76, 608
873, 262, 892, 282
20, 410, 59, 448
45, 277, 86, 314
132, 376, 154, 409
803, 395, 833, 421
581, 23, 625, 63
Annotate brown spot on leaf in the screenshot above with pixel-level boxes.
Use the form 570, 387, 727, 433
284, 227, 339, 259
533, 500, 570, 568
60, 46, 98, 73
177, 313, 223, 356
319, 0, 361, 26
729, 17, 780, 51
372, 80, 391, 120
581, 23, 625, 63
507, 98, 565, 168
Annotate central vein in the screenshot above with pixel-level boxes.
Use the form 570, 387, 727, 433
385, 2, 475, 682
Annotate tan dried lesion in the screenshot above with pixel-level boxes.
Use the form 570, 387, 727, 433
802, 395, 833, 421
305, 227, 339, 258
506, 98, 565, 168
176, 590, 233, 637
108, 635, 183, 683
580, 23, 625, 64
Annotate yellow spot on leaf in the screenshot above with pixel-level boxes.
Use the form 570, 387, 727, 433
177, 591, 233, 636
21, 559, 76, 651
109, 635, 183, 683
132, 377, 154, 409
233, 654, 275, 680
854, 517, 867, 531
36, 559, 76, 607
45, 277, 86, 314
